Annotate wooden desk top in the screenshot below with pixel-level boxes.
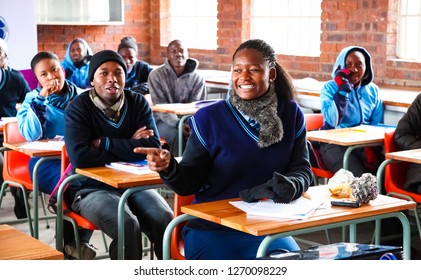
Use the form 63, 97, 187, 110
181, 193, 415, 236
75, 166, 163, 189
294, 78, 420, 109
0, 224, 63, 260
151, 103, 199, 115
197, 69, 231, 88
306, 125, 395, 146
386, 148, 421, 164
3, 141, 62, 157
187, 73, 421, 108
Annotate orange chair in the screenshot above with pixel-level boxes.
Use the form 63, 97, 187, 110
0, 121, 51, 235
169, 193, 194, 260
55, 144, 109, 259
304, 113, 335, 184
379, 130, 421, 240
0, 121, 34, 235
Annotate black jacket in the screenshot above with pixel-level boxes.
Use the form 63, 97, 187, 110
394, 93, 421, 192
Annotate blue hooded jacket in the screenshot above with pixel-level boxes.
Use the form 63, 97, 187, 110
320, 46, 383, 129
61, 38, 93, 89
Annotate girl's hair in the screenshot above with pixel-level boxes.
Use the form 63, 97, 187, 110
30, 51, 59, 72
232, 39, 296, 101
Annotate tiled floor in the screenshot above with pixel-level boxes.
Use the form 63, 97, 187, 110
1, 189, 421, 260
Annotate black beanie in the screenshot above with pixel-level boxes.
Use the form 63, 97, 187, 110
88, 50, 127, 82
118, 36, 138, 53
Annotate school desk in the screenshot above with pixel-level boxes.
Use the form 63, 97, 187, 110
54, 166, 163, 260
1, 140, 62, 239
294, 78, 420, 112
151, 103, 199, 156
0, 224, 63, 260
306, 124, 395, 170
162, 186, 415, 260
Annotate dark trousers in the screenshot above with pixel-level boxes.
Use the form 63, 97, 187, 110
72, 188, 173, 259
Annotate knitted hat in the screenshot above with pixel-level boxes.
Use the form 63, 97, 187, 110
117, 36, 138, 53
0, 38, 8, 57
88, 50, 127, 82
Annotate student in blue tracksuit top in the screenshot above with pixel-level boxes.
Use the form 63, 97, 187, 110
319, 45, 384, 177
135, 39, 312, 260
16, 51, 96, 259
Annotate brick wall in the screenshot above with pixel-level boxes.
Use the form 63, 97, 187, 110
36, 0, 421, 88
37, 0, 151, 62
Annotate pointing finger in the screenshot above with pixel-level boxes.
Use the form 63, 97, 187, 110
133, 147, 162, 156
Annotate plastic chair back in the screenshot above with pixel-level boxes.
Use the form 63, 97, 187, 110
2, 121, 33, 190
170, 194, 194, 260
59, 145, 98, 230
304, 113, 334, 181
305, 113, 325, 131
383, 131, 421, 201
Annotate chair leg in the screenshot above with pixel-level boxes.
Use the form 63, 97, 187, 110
39, 193, 50, 229
0, 183, 6, 206
101, 231, 109, 253
324, 229, 332, 243
411, 206, 421, 241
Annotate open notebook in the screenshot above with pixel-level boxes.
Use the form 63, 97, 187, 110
230, 185, 330, 220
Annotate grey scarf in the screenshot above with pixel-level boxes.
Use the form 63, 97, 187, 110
89, 89, 125, 122
229, 84, 284, 148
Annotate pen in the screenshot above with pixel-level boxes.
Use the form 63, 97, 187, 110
351, 128, 367, 132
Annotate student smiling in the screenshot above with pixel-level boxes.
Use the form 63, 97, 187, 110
135, 39, 312, 260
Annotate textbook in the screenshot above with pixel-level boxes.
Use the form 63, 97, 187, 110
230, 185, 330, 220
106, 160, 155, 175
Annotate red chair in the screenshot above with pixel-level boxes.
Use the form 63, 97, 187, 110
169, 194, 194, 260
304, 114, 335, 184
380, 130, 421, 240
0, 121, 34, 235
55, 144, 109, 259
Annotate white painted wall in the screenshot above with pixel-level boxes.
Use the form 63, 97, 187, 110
0, 0, 37, 70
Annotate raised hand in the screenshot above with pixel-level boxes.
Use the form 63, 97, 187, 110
334, 65, 352, 93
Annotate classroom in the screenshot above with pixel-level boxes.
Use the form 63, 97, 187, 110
1, 0, 421, 265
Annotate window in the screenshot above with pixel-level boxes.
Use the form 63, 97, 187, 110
36, 0, 124, 25
250, 0, 321, 57
397, 0, 421, 60
169, 0, 218, 50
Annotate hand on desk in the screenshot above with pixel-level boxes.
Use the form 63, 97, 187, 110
239, 173, 297, 203
134, 147, 171, 172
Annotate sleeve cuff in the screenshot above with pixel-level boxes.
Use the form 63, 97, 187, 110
159, 156, 177, 179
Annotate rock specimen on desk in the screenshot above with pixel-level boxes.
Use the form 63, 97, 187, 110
350, 173, 379, 204
328, 169, 355, 199
328, 169, 379, 204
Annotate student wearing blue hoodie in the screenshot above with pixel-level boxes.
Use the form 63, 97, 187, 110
17, 51, 95, 259
61, 38, 93, 89
319, 46, 384, 177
